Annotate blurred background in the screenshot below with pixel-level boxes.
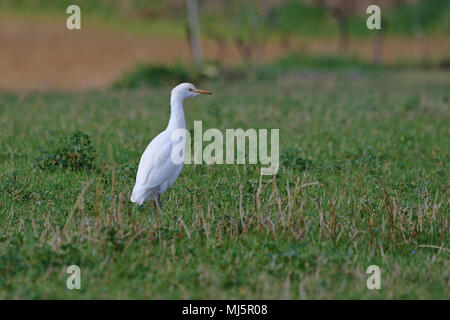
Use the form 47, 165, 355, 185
0, 0, 449, 92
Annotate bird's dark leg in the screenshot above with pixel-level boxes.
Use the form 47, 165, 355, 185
153, 194, 162, 213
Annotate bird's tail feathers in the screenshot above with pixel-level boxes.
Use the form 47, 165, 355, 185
130, 185, 149, 205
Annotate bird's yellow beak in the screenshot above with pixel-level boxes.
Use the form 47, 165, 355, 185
193, 89, 212, 95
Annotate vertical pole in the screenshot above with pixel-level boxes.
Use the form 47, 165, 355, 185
187, 0, 203, 66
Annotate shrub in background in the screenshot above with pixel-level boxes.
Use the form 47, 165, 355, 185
113, 63, 205, 89
34, 131, 97, 171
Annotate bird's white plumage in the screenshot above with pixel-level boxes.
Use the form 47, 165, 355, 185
131, 131, 180, 204
131, 83, 211, 206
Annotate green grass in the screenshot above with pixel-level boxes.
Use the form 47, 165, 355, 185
0, 71, 449, 299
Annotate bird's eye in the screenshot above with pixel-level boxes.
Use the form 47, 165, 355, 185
188, 88, 193, 91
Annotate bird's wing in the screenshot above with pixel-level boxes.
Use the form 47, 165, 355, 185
134, 131, 180, 191
159, 161, 184, 194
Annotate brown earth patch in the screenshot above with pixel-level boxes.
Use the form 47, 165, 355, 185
0, 17, 448, 92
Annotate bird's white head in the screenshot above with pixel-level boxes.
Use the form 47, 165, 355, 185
171, 83, 212, 101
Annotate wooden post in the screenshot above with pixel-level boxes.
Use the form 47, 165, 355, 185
187, 0, 203, 66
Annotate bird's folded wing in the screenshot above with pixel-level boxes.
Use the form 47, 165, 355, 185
134, 134, 179, 190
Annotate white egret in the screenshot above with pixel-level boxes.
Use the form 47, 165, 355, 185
130, 83, 212, 210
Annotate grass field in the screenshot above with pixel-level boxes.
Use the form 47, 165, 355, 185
0, 70, 448, 299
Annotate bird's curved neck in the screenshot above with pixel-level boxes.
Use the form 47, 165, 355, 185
167, 94, 186, 131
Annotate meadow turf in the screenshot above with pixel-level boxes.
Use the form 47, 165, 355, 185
0, 70, 448, 299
